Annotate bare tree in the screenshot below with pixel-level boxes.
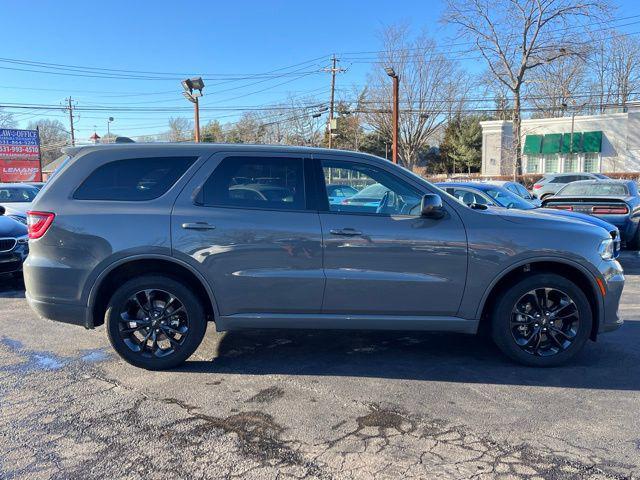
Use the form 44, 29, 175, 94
528, 54, 588, 117
443, 0, 608, 177
165, 117, 192, 142
588, 30, 640, 113
364, 25, 467, 170
0, 109, 16, 128
27, 118, 68, 166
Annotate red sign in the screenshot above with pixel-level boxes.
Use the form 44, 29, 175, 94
0, 128, 42, 181
0, 161, 41, 182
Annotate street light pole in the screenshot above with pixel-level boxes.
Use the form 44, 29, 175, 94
194, 96, 200, 143
385, 67, 399, 164
107, 117, 114, 142
181, 77, 205, 143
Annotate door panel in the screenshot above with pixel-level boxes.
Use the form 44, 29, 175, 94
320, 213, 467, 315
171, 153, 324, 316
317, 157, 468, 316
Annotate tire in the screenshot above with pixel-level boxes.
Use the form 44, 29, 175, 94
491, 273, 592, 367
626, 225, 640, 251
105, 275, 207, 370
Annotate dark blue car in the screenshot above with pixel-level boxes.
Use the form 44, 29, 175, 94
0, 206, 29, 276
542, 179, 640, 250
436, 181, 622, 254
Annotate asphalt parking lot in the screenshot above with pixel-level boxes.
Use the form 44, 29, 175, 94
1, 254, 639, 479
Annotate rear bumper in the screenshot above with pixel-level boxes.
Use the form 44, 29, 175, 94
598, 259, 625, 334
26, 291, 91, 329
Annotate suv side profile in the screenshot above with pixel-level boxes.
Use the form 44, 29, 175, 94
532, 173, 608, 200
24, 144, 624, 369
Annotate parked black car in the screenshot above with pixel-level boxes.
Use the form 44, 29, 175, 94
0, 206, 29, 275
543, 179, 640, 249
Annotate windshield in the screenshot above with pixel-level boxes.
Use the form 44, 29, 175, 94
484, 187, 536, 210
558, 183, 628, 196
351, 183, 389, 199
0, 187, 38, 203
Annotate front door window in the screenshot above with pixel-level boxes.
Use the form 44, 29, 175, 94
321, 161, 422, 216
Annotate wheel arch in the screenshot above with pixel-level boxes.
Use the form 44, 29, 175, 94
87, 255, 218, 328
477, 259, 603, 341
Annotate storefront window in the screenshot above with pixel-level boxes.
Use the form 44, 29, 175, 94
525, 155, 541, 173
544, 154, 560, 173
563, 154, 579, 172
583, 153, 600, 173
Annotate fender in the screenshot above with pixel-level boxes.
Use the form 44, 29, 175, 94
84, 253, 220, 328
474, 255, 604, 325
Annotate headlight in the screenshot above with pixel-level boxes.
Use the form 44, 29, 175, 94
16, 234, 28, 245
598, 238, 614, 260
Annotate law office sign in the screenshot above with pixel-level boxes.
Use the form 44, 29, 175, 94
0, 128, 43, 182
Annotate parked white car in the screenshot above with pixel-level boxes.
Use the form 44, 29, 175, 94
0, 183, 40, 222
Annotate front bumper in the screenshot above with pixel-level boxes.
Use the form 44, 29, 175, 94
0, 243, 28, 274
26, 291, 91, 328
598, 259, 625, 334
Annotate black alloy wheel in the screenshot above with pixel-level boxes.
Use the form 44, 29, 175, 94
106, 275, 207, 370
118, 289, 190, 358
491, 273, 592, 367
510, 288, 579, 357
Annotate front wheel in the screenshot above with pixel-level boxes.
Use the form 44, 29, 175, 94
491, 274, 592, 367
105, 275, 207, 370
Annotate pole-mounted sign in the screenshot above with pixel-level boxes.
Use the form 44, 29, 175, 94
0, 128, 42, 182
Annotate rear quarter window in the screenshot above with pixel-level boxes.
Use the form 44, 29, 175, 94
73, 157, 196, 201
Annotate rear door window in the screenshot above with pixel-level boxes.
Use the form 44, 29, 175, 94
200, 156, 305, 210
74, 157, 196, 201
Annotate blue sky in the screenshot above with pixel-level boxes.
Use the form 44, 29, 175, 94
1, 0, 639, 140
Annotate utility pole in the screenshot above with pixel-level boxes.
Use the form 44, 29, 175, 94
325, 55, 345, 148
385, 67, 399, 164
66, 97, 76, 146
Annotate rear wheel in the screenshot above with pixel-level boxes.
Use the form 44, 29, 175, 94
491, 274, 592, 367
105, 275, 207, 370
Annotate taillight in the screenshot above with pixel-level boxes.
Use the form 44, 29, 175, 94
27, 211, 55, 239
533, 184, 542, 189
592, 206, 629, 214
551, 205, 573, 211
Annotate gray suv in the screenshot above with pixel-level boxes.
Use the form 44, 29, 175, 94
24, 144, 624, 369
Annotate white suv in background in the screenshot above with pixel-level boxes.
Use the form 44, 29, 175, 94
532, 173, 609, 200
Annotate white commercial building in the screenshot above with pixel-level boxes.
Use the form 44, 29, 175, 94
480, 103, 640, 176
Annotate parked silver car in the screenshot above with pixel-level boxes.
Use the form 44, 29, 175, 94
24, 144, 624, 369
532, 173, 608, 200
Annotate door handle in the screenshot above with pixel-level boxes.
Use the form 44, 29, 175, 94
330, 228, 363, 236
181, 222, 216, 230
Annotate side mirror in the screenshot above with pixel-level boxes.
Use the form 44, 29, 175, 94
420, 194, 445, 219
0, 206, 5, 216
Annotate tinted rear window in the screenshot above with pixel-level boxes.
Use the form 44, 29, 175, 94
74, 157, 196, 201
558, 183, 628, 196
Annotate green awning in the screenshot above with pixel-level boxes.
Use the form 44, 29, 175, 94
582, 131, 602, 153
541, 133, 562, 154
523, 135, 543, 155
561, 132, 582, 153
